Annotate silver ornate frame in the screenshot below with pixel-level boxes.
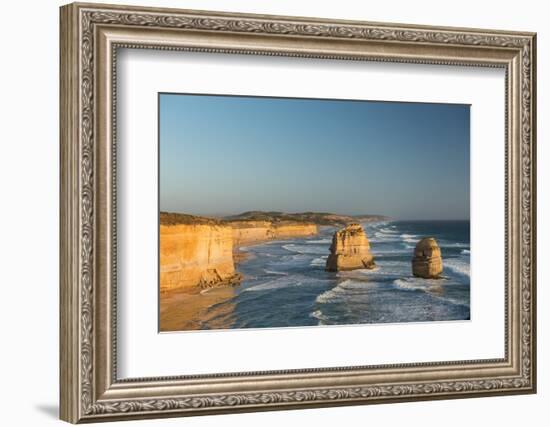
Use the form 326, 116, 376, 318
60, 2, 537, 423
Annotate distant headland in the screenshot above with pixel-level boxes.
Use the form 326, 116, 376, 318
161, 211, 390, 227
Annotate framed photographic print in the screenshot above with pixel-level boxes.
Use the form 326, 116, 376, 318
60, 2, 537, 423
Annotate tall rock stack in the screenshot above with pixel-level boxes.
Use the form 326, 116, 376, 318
325, 224, 375, 271
412, 237, 443, 278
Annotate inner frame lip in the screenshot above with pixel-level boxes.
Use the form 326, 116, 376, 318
106, 41, 513, 386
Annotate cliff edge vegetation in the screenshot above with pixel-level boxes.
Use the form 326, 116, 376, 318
224, 211, 389, 226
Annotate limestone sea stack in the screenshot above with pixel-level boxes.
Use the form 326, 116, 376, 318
325, 223, 375, 271
412, 237, 443, 278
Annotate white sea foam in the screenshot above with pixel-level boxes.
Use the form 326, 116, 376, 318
392, 278, 469, 309
444, 258, 471, 278
315, 280, 367, 304
461, 249, 471, 254
392, 278, 429, 291
371, 235, 401, 245
344, 260, 409, 279
315, 284, 346, 304
306, 238, 332, 244
373, 231, 400, 240
400, 233, 420, 243
309, 309, 331, 325
244, 276, 302, 292
310, 256, 328, 266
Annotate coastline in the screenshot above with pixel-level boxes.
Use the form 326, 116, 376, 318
160, 219, 470, 331
159, 213, 392, 293
233, 247, 255, 265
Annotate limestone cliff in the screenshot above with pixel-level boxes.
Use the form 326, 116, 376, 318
325, 223, 375, 271
159, 212, 318, 291
230, 221, 275, 246
273, 223, 318, 239
160, 223, 242, 292
231, 221, 318, 246
412, 237, 443, 278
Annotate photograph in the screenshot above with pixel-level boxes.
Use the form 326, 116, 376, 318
158, 93, 471, 332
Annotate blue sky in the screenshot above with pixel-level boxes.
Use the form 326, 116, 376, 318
159, 93, 470, 220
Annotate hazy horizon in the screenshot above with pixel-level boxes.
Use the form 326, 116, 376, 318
160, 208, 468, 222
160, 93, 470, 220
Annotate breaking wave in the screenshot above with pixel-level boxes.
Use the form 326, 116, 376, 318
400, 233, 420, 243
305, 238, 332, 244
244, 276, 304, 292
315, 280, 368, 304
310, 256, 328, 266
444, 258, 470, 278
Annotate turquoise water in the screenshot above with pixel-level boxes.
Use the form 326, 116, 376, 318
198, 220, 470, 329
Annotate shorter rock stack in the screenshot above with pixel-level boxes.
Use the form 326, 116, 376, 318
325, 224, 375, 271
412, 238, 443, 278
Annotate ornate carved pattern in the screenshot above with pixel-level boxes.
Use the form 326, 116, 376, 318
87, 377, 530, 415
86, 10, 530, 48
520, 42, 534, 388
80, 10, 95, 413
78, 8, 534, 417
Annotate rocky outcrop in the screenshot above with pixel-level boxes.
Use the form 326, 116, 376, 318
231, 221, 317, 246
325, 224, 375, 271
412, 238, 443, 278
159, 216, 317, 291
160, 223, 242, 292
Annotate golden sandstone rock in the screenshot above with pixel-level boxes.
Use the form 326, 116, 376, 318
412, 237, 443, 278
231, 221, 318, 246
325, 224, 375, 271
160, 215, 318, 292
159, 223, 242, 292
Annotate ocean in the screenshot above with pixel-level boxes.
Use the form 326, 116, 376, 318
196, 220, 470, 330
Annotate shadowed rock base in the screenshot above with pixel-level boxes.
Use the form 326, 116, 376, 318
412, 237, 443, 278
198, 269, 243, 289
325, 223, 375, 271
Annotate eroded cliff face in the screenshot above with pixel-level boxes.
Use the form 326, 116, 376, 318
325, 223, 375, 271
231, 221, 318, 246
230, 221, 275, 246
273, 223, 318, 239
160, 224, 241, 292
412, 237, 443, 278
160, 219, 318, 291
